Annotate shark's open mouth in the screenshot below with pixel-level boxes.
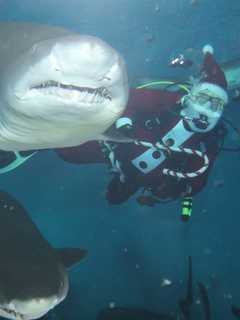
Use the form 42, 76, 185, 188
1, 307, 24, 320
31, 81, 112, 103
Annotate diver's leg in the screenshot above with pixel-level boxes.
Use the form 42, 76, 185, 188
106, 175, 139, 205
55, 141, 105, 164
151, 177, 186, 201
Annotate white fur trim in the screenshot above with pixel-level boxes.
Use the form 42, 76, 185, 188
115, 117, 133, 129
131, 120, 193, 174
202, 44, 214, 55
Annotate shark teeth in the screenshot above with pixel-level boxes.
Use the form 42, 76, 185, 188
31, 81, 112, 103
1, 307, 24, 320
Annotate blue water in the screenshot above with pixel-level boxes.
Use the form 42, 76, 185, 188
0, 0, 240, 319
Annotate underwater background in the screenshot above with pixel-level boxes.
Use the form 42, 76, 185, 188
0, 0, 240, 319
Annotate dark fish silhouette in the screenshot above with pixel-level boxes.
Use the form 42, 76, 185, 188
197, 282, 211, 320
232, 305, 240, 318
178, 256, 193, 320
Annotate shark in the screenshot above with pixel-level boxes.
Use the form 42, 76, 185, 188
0, 22, 129, 151
0, 190, 87, 320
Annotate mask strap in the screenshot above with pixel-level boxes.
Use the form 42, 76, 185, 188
180, 94, 191, 106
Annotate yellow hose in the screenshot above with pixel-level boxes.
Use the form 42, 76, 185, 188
136, 80, 190, 93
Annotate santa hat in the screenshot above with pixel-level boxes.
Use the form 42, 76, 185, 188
190, 44, 228, 104
201, 44, 228, 90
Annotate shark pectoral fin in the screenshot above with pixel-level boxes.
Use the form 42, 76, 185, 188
56, 248, 88, 269
100, 133, 134, 143
99, 125, 134, 143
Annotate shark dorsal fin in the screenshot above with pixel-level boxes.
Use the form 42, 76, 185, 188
56, 248, 88, 269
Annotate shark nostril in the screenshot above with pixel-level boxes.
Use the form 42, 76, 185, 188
98, 75, 111, 81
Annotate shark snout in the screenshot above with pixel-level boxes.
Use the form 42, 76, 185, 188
51, 35, 120, 80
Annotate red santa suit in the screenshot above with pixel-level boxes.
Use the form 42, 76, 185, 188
56, 51, 227, 205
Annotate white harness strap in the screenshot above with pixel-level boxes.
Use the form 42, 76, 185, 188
103, 142, 125, 182
131, 120, 193, 174
102, 119, 209, 180
133, 140, 209, 179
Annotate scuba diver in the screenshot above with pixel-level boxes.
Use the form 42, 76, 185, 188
56, 44, 229, 221
96, 256, 211, 320
0, 44, 238, 222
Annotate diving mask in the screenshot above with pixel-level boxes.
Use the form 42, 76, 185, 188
180, 82, 228, 132
190, 91, 225, 112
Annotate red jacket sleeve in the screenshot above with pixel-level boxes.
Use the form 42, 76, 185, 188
119, 88, 182, 120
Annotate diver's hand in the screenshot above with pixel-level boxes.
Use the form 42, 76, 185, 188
202, 44, 214, 55
115, 117, 134, 137
117, 124, 135, 138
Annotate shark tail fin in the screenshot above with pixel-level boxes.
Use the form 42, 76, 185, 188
56, 248, 88, 269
